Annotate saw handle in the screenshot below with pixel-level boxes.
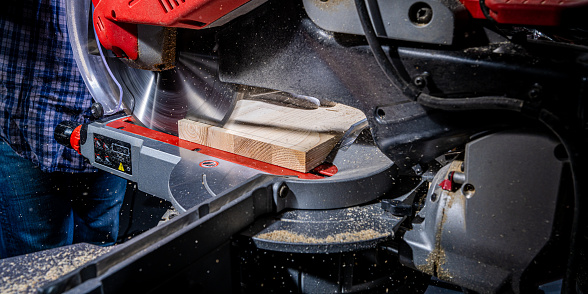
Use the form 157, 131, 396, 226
238, 86, 336, 110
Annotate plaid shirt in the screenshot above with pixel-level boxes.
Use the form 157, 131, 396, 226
0, 0, 95, 173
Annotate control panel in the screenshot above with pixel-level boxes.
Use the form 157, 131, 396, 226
94, 134, 132, 174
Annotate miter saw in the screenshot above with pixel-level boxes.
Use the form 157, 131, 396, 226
46, 0, 588, 292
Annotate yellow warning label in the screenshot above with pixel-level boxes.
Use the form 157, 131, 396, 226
118, 163, 125, 172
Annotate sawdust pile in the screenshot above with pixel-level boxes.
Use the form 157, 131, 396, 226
257, 229, 386, 244
0, 244, 113, 293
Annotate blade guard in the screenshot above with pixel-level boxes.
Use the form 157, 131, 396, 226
92, 0, 251, 60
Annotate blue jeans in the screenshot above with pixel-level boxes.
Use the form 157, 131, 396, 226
0, 142, 127, 258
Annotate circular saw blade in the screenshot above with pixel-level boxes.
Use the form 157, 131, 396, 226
105, 47, 238, 135
67, 0, 238, 135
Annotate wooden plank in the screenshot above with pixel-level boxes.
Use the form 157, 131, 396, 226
178, 100, 366, 172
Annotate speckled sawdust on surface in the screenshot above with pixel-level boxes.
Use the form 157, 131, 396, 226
0, 244, 113, 293
416, 163, 462, 279
256, 229, 387, 244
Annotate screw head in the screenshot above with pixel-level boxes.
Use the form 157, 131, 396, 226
414, 76, 427, 88
528, 84, 542, 100
409, 3, 433, 26
91, 103, 104, 119
416, 7, 433, 24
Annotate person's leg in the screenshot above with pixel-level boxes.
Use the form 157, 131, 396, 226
0, 141, 73, 258
68, 171, 126, 246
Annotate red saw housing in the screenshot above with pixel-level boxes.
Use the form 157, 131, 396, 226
461, 0, 588, 26
92, 0, 252, 59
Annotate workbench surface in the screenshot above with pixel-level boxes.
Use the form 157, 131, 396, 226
0, 243, 113, 293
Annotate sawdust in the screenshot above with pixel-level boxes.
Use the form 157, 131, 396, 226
312, 0, 349, 11
0, 244, 113, 293
256, 229, 386, 244
416, 162, 462, 279
418, 246, 448, 276
159, 27, 177, 70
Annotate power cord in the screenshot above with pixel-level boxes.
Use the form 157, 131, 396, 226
353, 0, 524, 112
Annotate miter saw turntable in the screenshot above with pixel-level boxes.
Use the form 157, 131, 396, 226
42, 0, 588, 292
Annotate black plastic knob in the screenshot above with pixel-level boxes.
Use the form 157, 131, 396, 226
54, 121, 79, 149
91, 102, 104, 119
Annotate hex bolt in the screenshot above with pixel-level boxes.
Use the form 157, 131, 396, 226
431, 192, 438, 202
278, 184, 289, 198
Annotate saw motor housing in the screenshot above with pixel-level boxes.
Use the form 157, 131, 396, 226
91, 0, 264, 70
